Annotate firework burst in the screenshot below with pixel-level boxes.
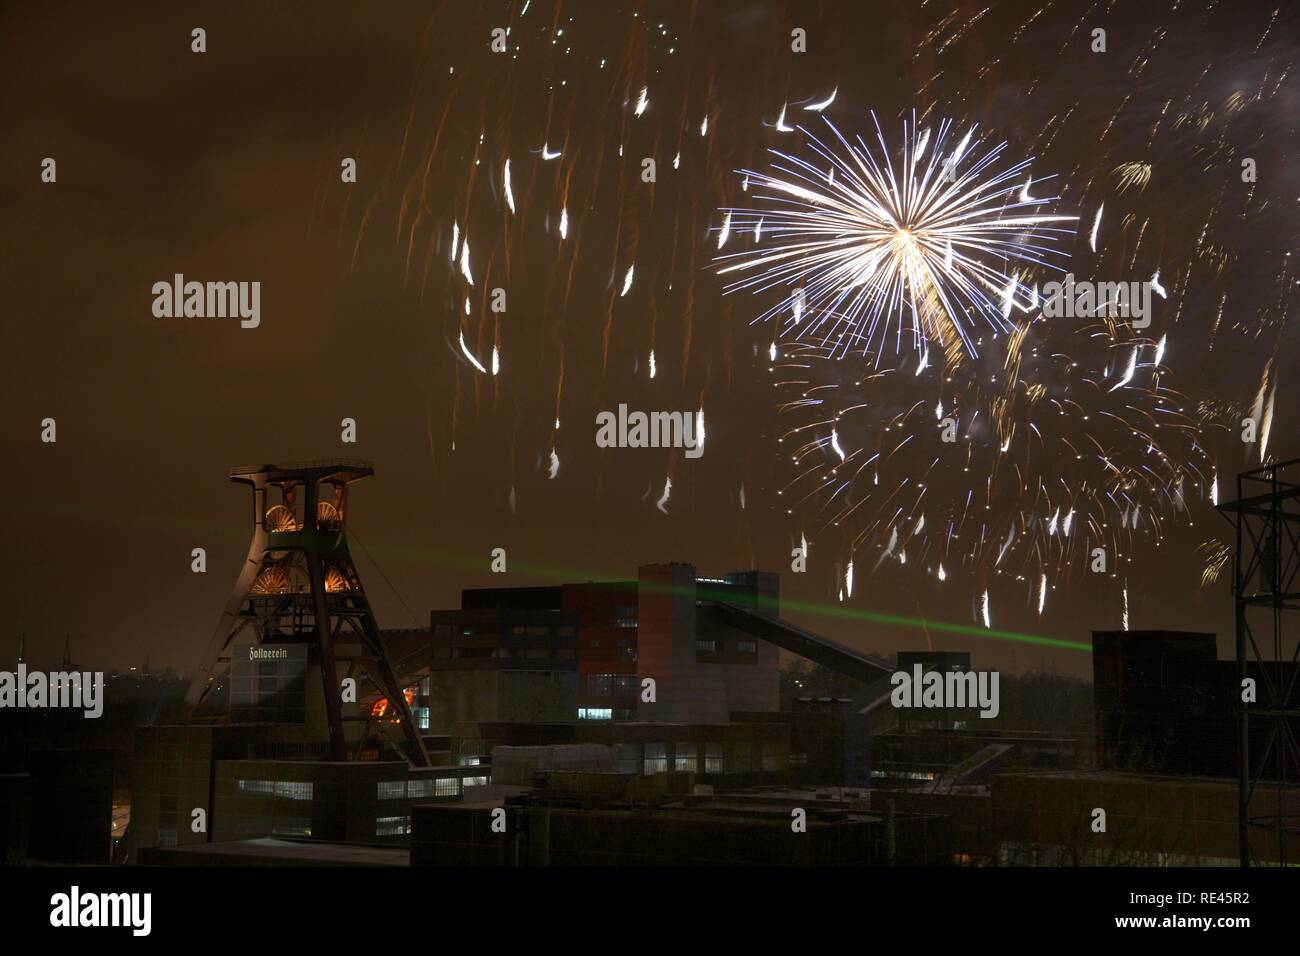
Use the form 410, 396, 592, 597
714, 111, 1077, 362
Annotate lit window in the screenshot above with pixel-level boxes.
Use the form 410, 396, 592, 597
274, 781, 313, 801
237, 779, 313, 801
463, 776, 488, 788
578, 708, 612, 720
674, 743, 697, 772
695, 639, 717, 653
376, 815, 411, 837
435, 778, 459, 797
407, 779, 435, 799
644, 743, 667, 774
705, 743, 724, 774
377, 781, 407, 800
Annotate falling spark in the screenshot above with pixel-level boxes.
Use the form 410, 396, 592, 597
1000, 272, 1018, 319
804, 87, 838, 112
915, 126, 931, 160
775, 103, 793, 132
1122, 584, 1130, 631
541, 143, 561, 160
459, 236, 473, 285
656, 477, 672, 513
995, 525, 1015, 565
450, 222, 460, 262
845, 559, 855, 597
717, 211, 732, 249
981, 590, 991, 628
1037, 573, 1048, 615
696, 407, 706, 453
1210, 473, 1219, 506
491, 345, 500, 376
1113, 161, 1151, 193
547, 449, 559, 479
937, 563, 946, 582
1150, 269, 1167, 298
459, 331, 487, 373
1089, 203, 1104, 252
634, 86, 649, 116
621, 263, 634, 296
648, 350, 656, 378
1154, 334, 1166, 366
1019, 175, 1034, 202
1109, 348, 1137, 391
700, 114, 708, 136
830, 424, 846, 461
559, 205, 569, 239
503, 159, 515, 213
1260, 383, 1275, 461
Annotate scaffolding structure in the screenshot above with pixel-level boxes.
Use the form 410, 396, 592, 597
182, 460, 429, 767
1217, 456, 1300, 865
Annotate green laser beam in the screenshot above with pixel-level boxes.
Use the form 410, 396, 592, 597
347, 534, 1090, 653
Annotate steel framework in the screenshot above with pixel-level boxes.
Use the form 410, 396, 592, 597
1217, 456, 1300, 866
182, 461, 429, 767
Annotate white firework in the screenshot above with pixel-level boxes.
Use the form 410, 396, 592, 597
714, 110, 1076, 360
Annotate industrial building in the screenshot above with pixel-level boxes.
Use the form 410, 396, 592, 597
121, 462, 908, 863
419, 565, 790, 728
409, 773, 949, 866
115, 461, 1297, 868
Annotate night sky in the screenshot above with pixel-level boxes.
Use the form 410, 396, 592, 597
3, 0, 1297, 676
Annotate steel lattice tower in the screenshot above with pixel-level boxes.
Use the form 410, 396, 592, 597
183, 460, 429, 767
1218, 457, 1300, 865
